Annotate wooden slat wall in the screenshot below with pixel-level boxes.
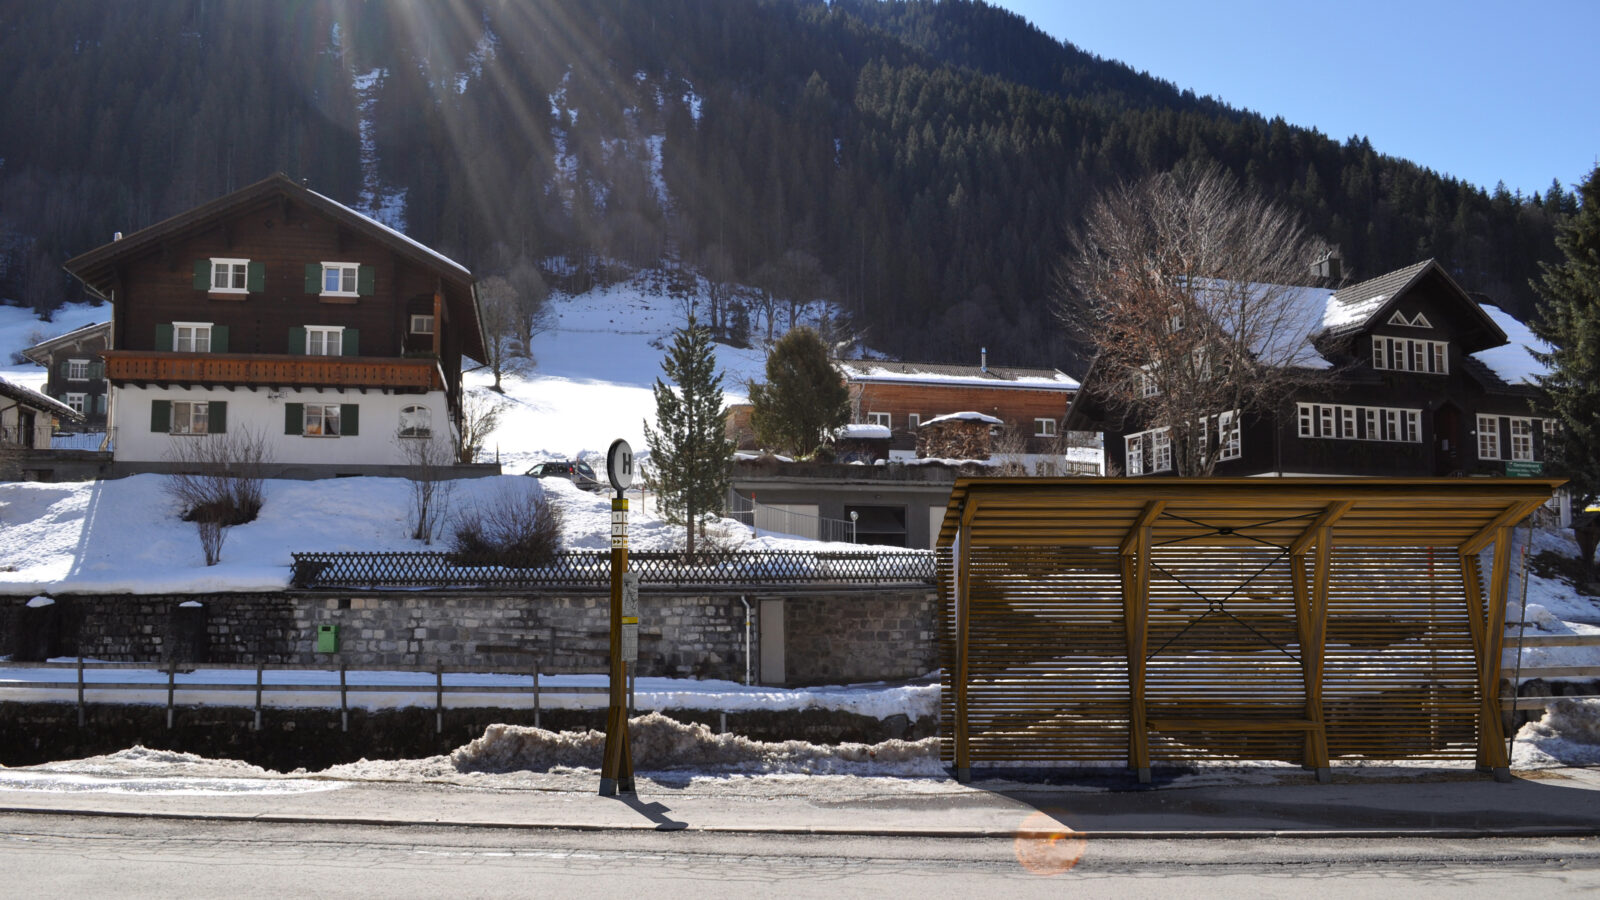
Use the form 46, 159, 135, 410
951, 547, 1130, 764
1321, 547, 1479, 760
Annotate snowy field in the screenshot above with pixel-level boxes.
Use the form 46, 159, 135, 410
5, 282, 1600, 787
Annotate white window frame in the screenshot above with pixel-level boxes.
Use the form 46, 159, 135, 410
303, 403, 342, 437
1138, 368, 1159, 399
1125, 432, 1146, 476
399, 405, 431, 439
63, 392, 86, 414
866, 412, 890, 428
907, 413, 920, 430
1383, 409, 1400, 442
1298, 404, 1314, 438
305, 325, 345, 357
321, 262, 360, 297
1340, 406, 1356, 440
1217, 411, 1241, 461
173, 322, 213, 353
410, 314, 435, 335
1372, 336, 1449, 374
1318, 406, 1334, 439
1035, 418, 1057, 437
210, 258, 249, 294
171, 399, 210, 435
1477, 414, 1501, 460
1152, 429, 1172, 472
66, 358, 90, 381
1404, 410, 1421, 443
1510, 418, 1534, 461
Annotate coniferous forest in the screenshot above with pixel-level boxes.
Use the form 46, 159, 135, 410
0, 0, 1577, 372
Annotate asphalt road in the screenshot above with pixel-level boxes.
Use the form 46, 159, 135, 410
4, 813, 1600, 898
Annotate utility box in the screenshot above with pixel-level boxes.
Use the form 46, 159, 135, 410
316, 624, 340, 653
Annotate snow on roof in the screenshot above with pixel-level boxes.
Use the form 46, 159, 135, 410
0, 376, 82, 420
837, 423, 892, 440
836, 360, 1079, 390
922, 411, 1003, 427
1190, 279, 1334, 370
308, 188, 470, 277
1323, 292, 1387, 330
1473, 304, 1552, 385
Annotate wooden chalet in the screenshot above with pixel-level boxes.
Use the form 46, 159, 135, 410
62, 174, 487, 476
837, 352, 1084, 473
20, 321, 111, 431
1067, 260, 1552, 479
0, 376, 84, 450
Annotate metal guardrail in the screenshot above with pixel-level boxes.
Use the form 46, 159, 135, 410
0, 659, 623, 734
290, 548, 937, 590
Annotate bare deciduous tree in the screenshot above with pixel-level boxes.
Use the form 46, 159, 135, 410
456, 390, 503, 464
398, 430, 457, 544
1056, 166, 1334, 475
476, 275, 519, 393
163, 427, 272, 566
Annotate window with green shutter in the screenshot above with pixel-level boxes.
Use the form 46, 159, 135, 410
341, 328, 360, 356
150, 399, 171, 433
193, 260, 211, 290
246, 261, 265, 293
209, 401, 227, 434
155, 323, 174, 351
343, 403, 359, 436
285, 403, 304, 435
357, 265, 375, 296
304, 264, 321, 294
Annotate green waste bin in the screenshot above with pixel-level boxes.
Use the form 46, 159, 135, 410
316, 624, 339, 653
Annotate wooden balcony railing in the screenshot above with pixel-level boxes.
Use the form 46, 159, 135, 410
101, 351, 445, 391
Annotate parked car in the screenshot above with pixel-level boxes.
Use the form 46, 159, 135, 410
525, 460, 603, 492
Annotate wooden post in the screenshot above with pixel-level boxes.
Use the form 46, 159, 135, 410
953, 503, 974, 782
600, 495, 635, 795
435, 660, 444, 735
1305, 530, 1333, 781
1119, 500, 1163, 784
1481, 527, 1514, 780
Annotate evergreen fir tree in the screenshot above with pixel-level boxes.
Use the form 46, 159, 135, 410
748, 326, 850, 458
1531, 165, 1600, 562
643, 315, 732, 558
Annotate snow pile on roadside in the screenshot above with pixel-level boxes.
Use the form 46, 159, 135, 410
1514, 699, 1600, 768
2, 746, 343, 795
450, 713, 944, 777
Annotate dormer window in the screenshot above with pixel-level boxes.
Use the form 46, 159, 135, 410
1372, 337, 1448, 374
322, 262, 360, 296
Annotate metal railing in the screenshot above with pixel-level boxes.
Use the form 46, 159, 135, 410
0, 659, 622, 734
291, 548, 936, 590
725, 489, 859, 543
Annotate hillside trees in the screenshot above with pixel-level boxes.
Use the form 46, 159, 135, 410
1531, 166, 1600, 546
747, 326, 850, 459
643, 316, 732, 557
1057, 167, 1331, 475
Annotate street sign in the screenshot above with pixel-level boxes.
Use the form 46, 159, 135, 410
621, 571, 640, 662
1506, 461, 1544, 477
607, 438, 634, 493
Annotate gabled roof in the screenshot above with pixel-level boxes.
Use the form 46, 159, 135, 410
836, 359, 1080, 391
1321, 259, 1506, 353
19, 321, 110, 366
0, 377, 84, 422
61, 174, 485, 361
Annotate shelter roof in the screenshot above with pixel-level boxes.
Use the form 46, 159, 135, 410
938, 476, 1561, 555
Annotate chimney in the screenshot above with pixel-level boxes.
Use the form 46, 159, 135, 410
113, 231, 122, 241
1312, 248, 1342, 282
980, 347, 988, 373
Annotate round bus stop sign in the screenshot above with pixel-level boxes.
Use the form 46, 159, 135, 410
606, 438, 634, 494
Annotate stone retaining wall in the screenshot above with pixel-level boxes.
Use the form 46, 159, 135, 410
4, 589, 939, 686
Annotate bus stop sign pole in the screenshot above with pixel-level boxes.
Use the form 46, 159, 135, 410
600, 439, 636, 796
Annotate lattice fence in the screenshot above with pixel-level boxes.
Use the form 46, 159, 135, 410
290, 549, 936, 590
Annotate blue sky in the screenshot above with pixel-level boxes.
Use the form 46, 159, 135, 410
987, 0, 1598, 198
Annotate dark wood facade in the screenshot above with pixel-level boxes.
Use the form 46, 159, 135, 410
62, 175, 484, 450
1071, 261, 1550, 478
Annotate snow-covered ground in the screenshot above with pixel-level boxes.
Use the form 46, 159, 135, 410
4, 281, 1600, 787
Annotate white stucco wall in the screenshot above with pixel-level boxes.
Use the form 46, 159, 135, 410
110, 385, 453, 466
1, 403, 58, 449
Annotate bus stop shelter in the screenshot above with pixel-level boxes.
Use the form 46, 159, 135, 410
935, 477, 1563, 783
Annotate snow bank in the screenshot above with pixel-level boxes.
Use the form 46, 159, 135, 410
1514, 699, 1600, 768
451, 712, 944, 777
